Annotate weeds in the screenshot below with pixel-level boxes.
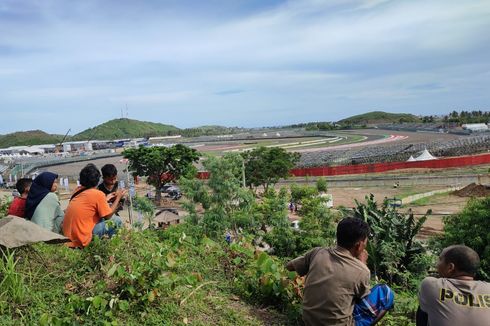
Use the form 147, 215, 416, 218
0, 249, 27, 304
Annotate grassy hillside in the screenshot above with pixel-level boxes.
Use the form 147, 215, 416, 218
73, 118, 181, 140
0, 226, 290, 325
0, 130, 64, 148
338, 111, 420, 125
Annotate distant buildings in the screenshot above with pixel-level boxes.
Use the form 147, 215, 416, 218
462, 123, 489, 132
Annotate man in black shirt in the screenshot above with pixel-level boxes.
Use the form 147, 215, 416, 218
98, 164, 125, 214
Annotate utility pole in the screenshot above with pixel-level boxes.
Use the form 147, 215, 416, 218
242, 158, 246, 188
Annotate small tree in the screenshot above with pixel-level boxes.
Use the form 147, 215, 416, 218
316, 177, 328, 193
242, 147, 300, 192
132, 196, 156, 229
353, 194, 432, 286
180, 153, 256, 238
290, 183, 318, 207
123, 144, 199, 202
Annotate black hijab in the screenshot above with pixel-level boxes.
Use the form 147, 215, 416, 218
25, 171, 58, 219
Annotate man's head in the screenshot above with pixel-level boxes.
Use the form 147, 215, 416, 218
80, 164, 101, 188
337, 218, 370, 257
16, 178, 32, 197
101, 164, 118, 188
437, 245, 480, 278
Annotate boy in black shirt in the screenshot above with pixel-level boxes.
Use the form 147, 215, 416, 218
98, 164, 125, 214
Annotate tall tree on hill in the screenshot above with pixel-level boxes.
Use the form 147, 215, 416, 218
241, 147, 300, 192
123, 144, 199, 202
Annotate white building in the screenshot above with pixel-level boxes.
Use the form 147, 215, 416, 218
462, 123, 488, 132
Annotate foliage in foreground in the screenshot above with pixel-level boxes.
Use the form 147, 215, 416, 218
436, 196, 490, 280
0, 226, 296, 325
353, 194, 433, 288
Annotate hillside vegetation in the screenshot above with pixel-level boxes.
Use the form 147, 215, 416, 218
73, 118, 180, 140
2, 152, 489, 325
0, 130, 64, 148
181, 125, 245, 137
338, 111, 420, 125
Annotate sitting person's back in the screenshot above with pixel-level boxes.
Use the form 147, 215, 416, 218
298, 246, 371, 325
287, 218, 372, 326
25, 172, 64, 233
63, 187, 112, 247
417, 245, 490, 326
63, 164, 125, 248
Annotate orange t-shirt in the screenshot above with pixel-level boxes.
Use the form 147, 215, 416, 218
63, 188, 113, 248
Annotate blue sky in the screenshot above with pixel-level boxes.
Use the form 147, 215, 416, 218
1, 0, 489, 134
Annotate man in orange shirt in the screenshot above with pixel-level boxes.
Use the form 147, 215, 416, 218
63, 164, 126, 248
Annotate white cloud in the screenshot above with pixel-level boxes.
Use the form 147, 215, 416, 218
0, 0, 489, 133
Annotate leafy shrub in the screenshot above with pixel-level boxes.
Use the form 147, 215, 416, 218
437, 197, 490, 280
316, 177, 328, 193
290, 183, 318, 204
378, 289, 418, 326
0, 249, 27, 304
0, 196, 12, 218
228, 241, 302, 321
353, 195, 432, 286
132, 196, 156, 229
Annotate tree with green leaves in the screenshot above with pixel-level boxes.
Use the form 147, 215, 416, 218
123, 144, 199, 202
241, 147, 300, 191
438, 197, 490, 280
180, 153, 256, 238
353, 194, 432, 286
316, 177, 328, 193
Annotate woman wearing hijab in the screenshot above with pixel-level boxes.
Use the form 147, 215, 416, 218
25, 171, 64, 233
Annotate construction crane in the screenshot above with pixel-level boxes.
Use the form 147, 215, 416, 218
56, 128, 71, 153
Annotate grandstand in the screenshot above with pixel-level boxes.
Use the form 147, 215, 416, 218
298, 134, 490, 167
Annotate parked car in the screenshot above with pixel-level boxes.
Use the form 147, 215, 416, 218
167, 188, 182, 200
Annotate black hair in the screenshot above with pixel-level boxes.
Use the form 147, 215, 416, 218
16, 178, 32, 194
79, 164, 101, 188
441, 245, 480, 276
101, 164, 118, 178
336, 218, 370, 249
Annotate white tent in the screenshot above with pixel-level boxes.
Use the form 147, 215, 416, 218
407, 155, 416, 162
415, 149, 437, 161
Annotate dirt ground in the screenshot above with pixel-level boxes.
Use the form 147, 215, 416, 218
285, 184, 473, 238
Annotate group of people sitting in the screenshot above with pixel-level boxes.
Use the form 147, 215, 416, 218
287, 218, 490, 325
8, 163, 126, 248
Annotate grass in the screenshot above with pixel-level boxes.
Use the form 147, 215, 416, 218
0, 227, 291, 325
406, 192, 452, 207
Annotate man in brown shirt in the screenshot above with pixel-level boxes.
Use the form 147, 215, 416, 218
417, 245, 490, 326
287, 218, 386, 326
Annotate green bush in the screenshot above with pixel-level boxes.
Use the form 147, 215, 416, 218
0, 196, 12, 218
437, 197, 490, 280
353, 195, 432, 287
132, 196, 156, 229
228, 241, 302, 321
316, 177, 328, 193
290, 184, 318, 205
0, 249, 27, 304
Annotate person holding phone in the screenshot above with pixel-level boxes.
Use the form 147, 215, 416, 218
98, 164, 125, 215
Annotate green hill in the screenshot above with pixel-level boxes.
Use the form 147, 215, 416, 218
338, 111, 420, 125
73, 118, 181, 140
0, 130, 64, 148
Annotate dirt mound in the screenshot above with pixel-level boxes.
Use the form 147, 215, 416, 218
453, 183, 490, 197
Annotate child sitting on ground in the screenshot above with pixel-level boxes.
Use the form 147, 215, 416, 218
7, 178, 32, 218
